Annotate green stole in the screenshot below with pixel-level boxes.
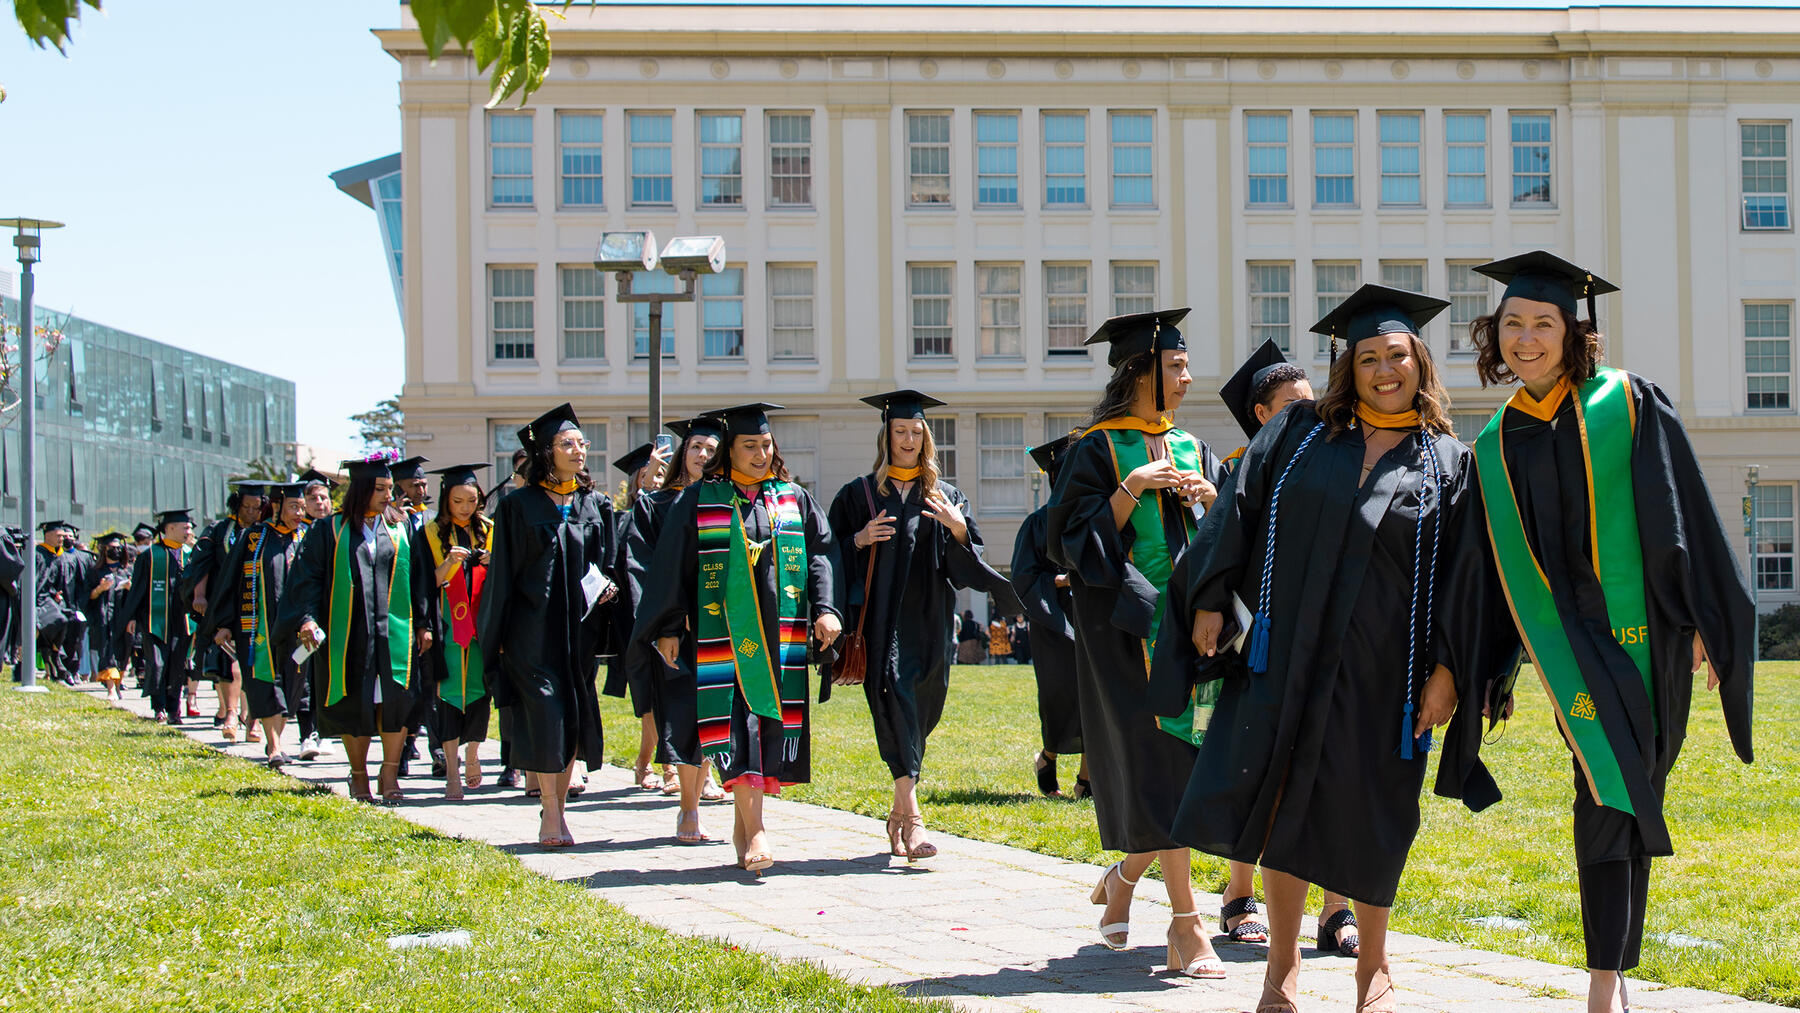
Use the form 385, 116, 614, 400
148, 543, 193, 641
324, 516, 414, 708
1090, 422, 1217, 746
694, 479, 809, 753
1475, 366, 1653, 814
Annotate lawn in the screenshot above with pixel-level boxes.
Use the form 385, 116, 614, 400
603, 660, 1800, 1006
0, 689, 943, 1013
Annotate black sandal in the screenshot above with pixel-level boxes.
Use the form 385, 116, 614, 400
1317, 905, 1360, 956
1071, 778, 1092, 800
1219, 895, 1270, 943
1034, 751, 1061, 797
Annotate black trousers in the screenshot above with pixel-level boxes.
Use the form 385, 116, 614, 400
1578, 857, 1651, 971
142, 634, 190, 717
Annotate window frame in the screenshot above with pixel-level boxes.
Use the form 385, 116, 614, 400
1444, 110, 1490, 208
767, 263, 817, 362
1110, 261, 1158, 317
766, 111, 814, 209
556, 110, 604, 210
1740, 120, 1793, 232
558, 264, 607, 363
488, 264, 538, 363
1247, 261, 1294, 356
697, 110, 745, 209
1377, 111, 1424, 208
1041, 110, 1089, 209
486, 110, 535, 209
1044, 261, 1091, 355
1446, 260, 1492, 356
908, 263, 955, 359
1753, 482, 1796, 592
1313, 260, 1363, 358
698, 265, 747, 361
1312, 111, 1357, 209
1745, 300, 1794, 413
1108, 110, 1155, 209
627, 110, 676, 209
906, 110, 953, 208
974, 110, 1022, 209
976, 262, 1025, 359
1509, 110, 1555, 209
1246, 111, 1291, 209
976, 413, 1029, 516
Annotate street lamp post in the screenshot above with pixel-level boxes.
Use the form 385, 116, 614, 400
596, 231, 725, 436
1747, 464, 1761, 664
3, 217, 65, 693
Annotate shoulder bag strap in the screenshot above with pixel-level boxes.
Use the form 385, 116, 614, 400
854, 476, 878, 637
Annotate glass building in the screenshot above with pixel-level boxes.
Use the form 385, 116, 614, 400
0, 294, 298, 536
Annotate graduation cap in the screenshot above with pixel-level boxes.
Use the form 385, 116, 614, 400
716, 403, 784, 441
1028, 433, 1078, 483
1084, 308, 1192, 412
518, 402, 581, 455
859, 389, 946, 422
267, 482, 308, 500
665, 414, 726, 444
340, 456, 393, 482
611, 443, 656, 477
132, 523, 158, 541
1310, 284, 1450, 364
38, 519, 66, 534
93, 531, 127, 544
231, 481, 267, 499
298, 467, 338, 491
156, 508, 193, 528
427, 463, 489, 489
1221, 339, 1302, 440
390, 456, 429, 482
1473, 250, 1619, 323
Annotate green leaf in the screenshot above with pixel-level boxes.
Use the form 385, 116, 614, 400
444, 0, 495, 47
485, 3, 549, 108
13, 0, 103, 55
407, 0, 455, 60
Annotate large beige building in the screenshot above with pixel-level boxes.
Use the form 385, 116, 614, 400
369, 3, 1800, 616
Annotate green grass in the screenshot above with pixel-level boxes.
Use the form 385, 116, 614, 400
603, 661, 1800, 1007
0, 689, 945, 1013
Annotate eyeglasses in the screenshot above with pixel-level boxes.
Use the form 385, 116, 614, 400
553, 439, 592, 452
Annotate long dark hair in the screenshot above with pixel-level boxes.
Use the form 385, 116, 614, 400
432, 481, 492, 552
660, 434, 720, 492
706, 435, 792, 483
1084, 351, 1157, 429
523, 439, 595, 493
1469, 297, 1605, 388
340, 473, 386, 521
1313, 333, 1455, 437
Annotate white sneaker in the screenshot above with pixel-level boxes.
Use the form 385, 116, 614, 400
298, 734, 322, 760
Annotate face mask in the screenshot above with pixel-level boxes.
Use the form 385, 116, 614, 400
105, 546, 124, 561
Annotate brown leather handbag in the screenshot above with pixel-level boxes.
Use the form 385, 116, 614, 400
832, 477, 878, 686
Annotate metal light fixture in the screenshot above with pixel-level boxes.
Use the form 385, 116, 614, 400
596, 233, 728, 436
658, 235, 726, 276
595, 230, 658, 272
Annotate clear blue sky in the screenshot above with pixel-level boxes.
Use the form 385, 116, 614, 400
0, 0, 1742, 450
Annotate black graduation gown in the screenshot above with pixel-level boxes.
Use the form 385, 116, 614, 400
1490, 373, 1754, 866
633, 479, 842, 787
183, 518, 243, 680
274, 517, 428, 738
117, 542, 195, 705
81, 559, 134, 670
611, 489, 686, 767
413, 522, 489, 743
477, 486, 619, 774
1150, 403, 1511, 907
34, 544, 87, 660
0, 535, 21, 665
601, 495, 654, 712
827, 476, 1005, 782
1010, 506, 1082, 756
1045, 428, 1224, 854
198, 522, 306, 720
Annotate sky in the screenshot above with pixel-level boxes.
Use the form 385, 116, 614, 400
0, 0, 1754, 451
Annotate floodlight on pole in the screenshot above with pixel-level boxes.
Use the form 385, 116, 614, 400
598, 234, 726, 437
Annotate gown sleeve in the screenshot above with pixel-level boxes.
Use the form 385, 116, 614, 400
476, 496, 519, 674
194, 531, 253, 649
825, 478, 869, 614
801, 486, 843, 623
633, 486, 701, 654
937, 483, 1022, 614
273, 519, 331, 656
116, 551, 152, 636
1046, 433, 1160, 639
1010, 508, 1072, 639
411, 527, 442, 657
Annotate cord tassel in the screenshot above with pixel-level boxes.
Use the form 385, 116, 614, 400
1247, 612, 1271, 674
1400, 702, 1416, 760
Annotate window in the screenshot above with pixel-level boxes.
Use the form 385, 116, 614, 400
699, 267, 746, 359
1045, 263, 1089, 353
628, 112, 673, 207
1379, 112, 1422, 207
928, 416, 958, 483
377, 174, 403, 283
488, 111, 533, 207
768, 264, 816, 360
149, 360, 164, 428
1110, 111, 1154, 207
1755, 484, 1796, 591
557, 111, 603, 207
1046, 413, 1086, 444
489, 266, 536, 361
1742, 122, 1791, 230
66, 337, 84, 415
1314, 262, 1361, 357
559, 266, 606, 361
768, 112, 813, 207
218, 378, 232, 445
630, 271, 679, 359
698, 112, 743, 207
977, 263, 1023, 358
1445, 112, 1488, 206
1746, 302, 1793, 411
1510, 112, 1553, 206
1313, 112, 1355, 207
978, 415, 1028, 514
908, 112, 952, 206
975, 112, 1020, 207
172, 365, 192, 437
909, 264, 954, 357
1380, 260, 1426, 294
1043, 111, 1087, 207
1246, 112, 1290, 207
1447, 261, 1491, 355
1248, 262, 1294, 355
199, 374, 215, 439
1111, 262, 1157, 316
770, 416, 818, 491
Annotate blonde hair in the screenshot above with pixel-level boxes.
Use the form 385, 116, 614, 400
870, 419, 941, 497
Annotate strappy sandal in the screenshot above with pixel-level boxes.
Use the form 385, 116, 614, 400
1356, 968, 1396, 1012
885, 810, 906, 857
635, 763, 659, 792
659, 766, 680, 795
1165, 912, 1228, 978
1258, 967, 1301, 1012
1317, 904, 1360, 957
899, 812, 937, 862
1034, 750, 1061, 797
1220, 894, 1270, 943
675, 809, 709, 845
1088, 860, 1140, 950
699, 775, 727, 802
347, 772, 374, 803
378, 760, 404, 801
1071, 777, 1092, 800
742, 851, 774, 875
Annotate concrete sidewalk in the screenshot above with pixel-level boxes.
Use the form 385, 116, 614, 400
97, 683, 1779, 1013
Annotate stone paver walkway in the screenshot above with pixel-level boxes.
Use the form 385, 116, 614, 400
98, 684, 1779, 1013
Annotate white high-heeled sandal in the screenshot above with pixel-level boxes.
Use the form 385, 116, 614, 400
1088, 861, 1140, 950
1166, 911, 1228, 979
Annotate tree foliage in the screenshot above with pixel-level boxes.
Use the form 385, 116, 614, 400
410, 0, 559, 108
351, 396, 405, 454
12, 0, 101, 54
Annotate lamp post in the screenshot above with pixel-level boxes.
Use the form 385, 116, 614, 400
1030, 470, 1042, 511
1747, 464, 1761, 664
3, 217, 65, 693
595, 232, 725, 435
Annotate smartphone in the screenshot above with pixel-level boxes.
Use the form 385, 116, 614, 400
654, 432, 677, 456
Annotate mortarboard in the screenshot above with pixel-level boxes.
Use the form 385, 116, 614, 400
38, 520, 66, 533
665, 414, 726, 443
1310, 284, 1450, 363
298, 468, 338, 491
156, 508, 193, 528
132, 523, 158, 540
859, 389, 947, 421
390, 457, 429, 482
1473, 250, 1619, 323
612, 443, 656, 477
93, 531, 126, 543
1221, 339, 1297, 440
231, 481, 267, 499
341, 456, 394, 482
427, 463, 489, 489
267, 482, 307, 500
1084, 308, 1192, 412
716, 403, 784, 441
1028, 433, 1079, 483
518, 403, 581, 455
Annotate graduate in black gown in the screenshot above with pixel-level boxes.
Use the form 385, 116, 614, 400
1157, 286, 1514, 1012
602, 440, 677, 795
620, 415, 729, 844
1011, 434, 1086, 799
414, 464, 495, 800
33, 521, 87, 685
81, 532, 134, 700
276, 458, 432, 803
198, 484, 309, 767
117, 509, 197, 724
477, 404, 622, 847
1464, 252, 1754, 1013
185, 483, 266, 738
827, 390, 1012, 862
635, 403, 843, 874
0, 528, 22, 674
1045, 308, 1229, 978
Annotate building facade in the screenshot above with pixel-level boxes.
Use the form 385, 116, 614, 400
0, 294, 298, 536
373, 4, 1800, 614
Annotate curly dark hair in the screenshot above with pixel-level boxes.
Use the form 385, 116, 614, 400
1313, 333, 1455, 438
1468, 297, 1605, 388
1250, 363, 1311, 412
